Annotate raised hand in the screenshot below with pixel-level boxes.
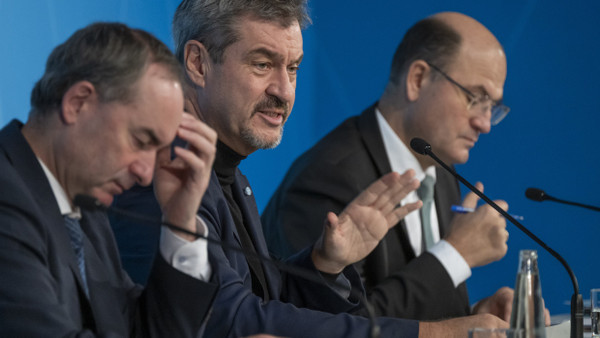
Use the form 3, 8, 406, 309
312, 170, 422, 274
445, 182, 509, 268
154, 113, 217, 240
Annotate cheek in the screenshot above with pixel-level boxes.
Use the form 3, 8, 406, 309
288, 93, 296, 113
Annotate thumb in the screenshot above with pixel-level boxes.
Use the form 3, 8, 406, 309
462, 182, 484, 209
326, 211, 340, 230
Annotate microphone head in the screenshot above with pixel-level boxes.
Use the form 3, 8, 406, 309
74, 194, 108, 211
525, 187, 548, 202
410, 138, 431, 155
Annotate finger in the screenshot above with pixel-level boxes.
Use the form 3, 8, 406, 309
351, 171, 406, 207
376, 177, 420, 217
162, 146, 212, 184
493, 199, 509, 212
178, 119, 217, 151
179, 114, 218, 144
376, 171, 419, 212
368, 170, 418, 211
155, 145, 172, 169
325, 211, 340, 231
387, 200, 422, 227
541, 298, 552, 326
462, 181, 483, 209
177, 114, 218, 160
176, 127, 217, 164
503, 304, 512, 322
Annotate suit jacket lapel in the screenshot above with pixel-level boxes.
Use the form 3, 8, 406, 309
0, 120, 92, 304
356, 105, 418, 271
357, 104, 393, 177
232, 170, 276, 297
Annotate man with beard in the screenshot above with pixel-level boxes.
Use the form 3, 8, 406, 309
112, 1, 509, 337
262, 12, 520, 322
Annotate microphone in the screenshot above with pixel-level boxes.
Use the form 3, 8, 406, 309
409, 138, 584, 338
526, 187, 600, 212
74, 194, 381, 338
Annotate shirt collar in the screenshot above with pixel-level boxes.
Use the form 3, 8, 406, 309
37, 158, 81, 219
375, 107, 436, 183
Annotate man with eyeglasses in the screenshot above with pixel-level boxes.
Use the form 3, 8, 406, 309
262, 12, 517, 321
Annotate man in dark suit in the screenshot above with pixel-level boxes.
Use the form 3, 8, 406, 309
0, 22, 219, 336
262, 12, 516, 322
113, 2, 511, 337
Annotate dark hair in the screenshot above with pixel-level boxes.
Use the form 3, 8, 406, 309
389, 17, 462, 84
173, 0, 310, 64
30, 22, 183, 115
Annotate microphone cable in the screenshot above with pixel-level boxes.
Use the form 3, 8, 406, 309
75, 194, 382, 338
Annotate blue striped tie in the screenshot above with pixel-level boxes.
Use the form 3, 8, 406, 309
64, 215, 89, 297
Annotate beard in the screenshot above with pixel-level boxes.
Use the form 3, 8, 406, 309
240, 124, 284, 150
241, 95, 289, 150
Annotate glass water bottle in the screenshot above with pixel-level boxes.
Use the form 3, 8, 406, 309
509, 250, 546, 338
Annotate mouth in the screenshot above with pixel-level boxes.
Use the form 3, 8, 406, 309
461, 135, 478, 147
112, 181, 129, 195
256, 110, 286, 126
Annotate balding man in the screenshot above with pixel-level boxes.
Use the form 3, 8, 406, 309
263, 12, 516, 321
112, 3, 511, 337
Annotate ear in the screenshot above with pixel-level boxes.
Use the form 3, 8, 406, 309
184, 40, 211, 88
60, 81, 96, 124
405, 60, 431, 102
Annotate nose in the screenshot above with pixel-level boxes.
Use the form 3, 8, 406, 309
130, 150, 156, 186
471, 113, 492, 134
469, 102, 493, 134
265, 67, 295, 105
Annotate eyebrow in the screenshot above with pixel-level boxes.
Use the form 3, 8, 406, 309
245, 47, 303, 65
471, 85, 503, 104
137, 128, 162, 146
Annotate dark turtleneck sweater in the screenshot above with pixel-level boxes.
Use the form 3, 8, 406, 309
213, 140, 270, 301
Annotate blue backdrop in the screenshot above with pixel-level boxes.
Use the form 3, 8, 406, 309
1, 0, 598, 316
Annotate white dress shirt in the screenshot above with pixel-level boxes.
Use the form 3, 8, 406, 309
38, 159, 211, 281
376, 109, 470, 287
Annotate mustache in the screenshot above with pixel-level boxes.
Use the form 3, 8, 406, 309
254, 95, 289, 115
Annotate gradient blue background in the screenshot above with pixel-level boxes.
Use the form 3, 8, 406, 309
1, 0, 598, 316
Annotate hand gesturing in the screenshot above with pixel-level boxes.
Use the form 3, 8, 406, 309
312, 170, 422, 274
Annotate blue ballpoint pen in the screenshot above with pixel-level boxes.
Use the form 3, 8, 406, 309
451, 205, 524, 221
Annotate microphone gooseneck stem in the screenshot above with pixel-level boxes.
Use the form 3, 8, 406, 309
425, 150, 579, 295
547, 196, 600, 212
419, 146, 583, 338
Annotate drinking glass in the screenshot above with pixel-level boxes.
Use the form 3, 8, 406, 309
591, 288, 600, 338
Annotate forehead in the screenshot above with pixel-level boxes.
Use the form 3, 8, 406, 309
447, 40, 507, 100
229, 16, 303, 60
126, 64, 183, 144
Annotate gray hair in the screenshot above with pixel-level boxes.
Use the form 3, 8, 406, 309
30, 22, 183, 115
172, 0, 310, 64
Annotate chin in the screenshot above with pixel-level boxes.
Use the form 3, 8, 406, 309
88, 189, 115, 207
453, 153, 470, 165
241, 128, 283, 150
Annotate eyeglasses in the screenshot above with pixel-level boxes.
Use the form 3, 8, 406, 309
426, 62, 510, 126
